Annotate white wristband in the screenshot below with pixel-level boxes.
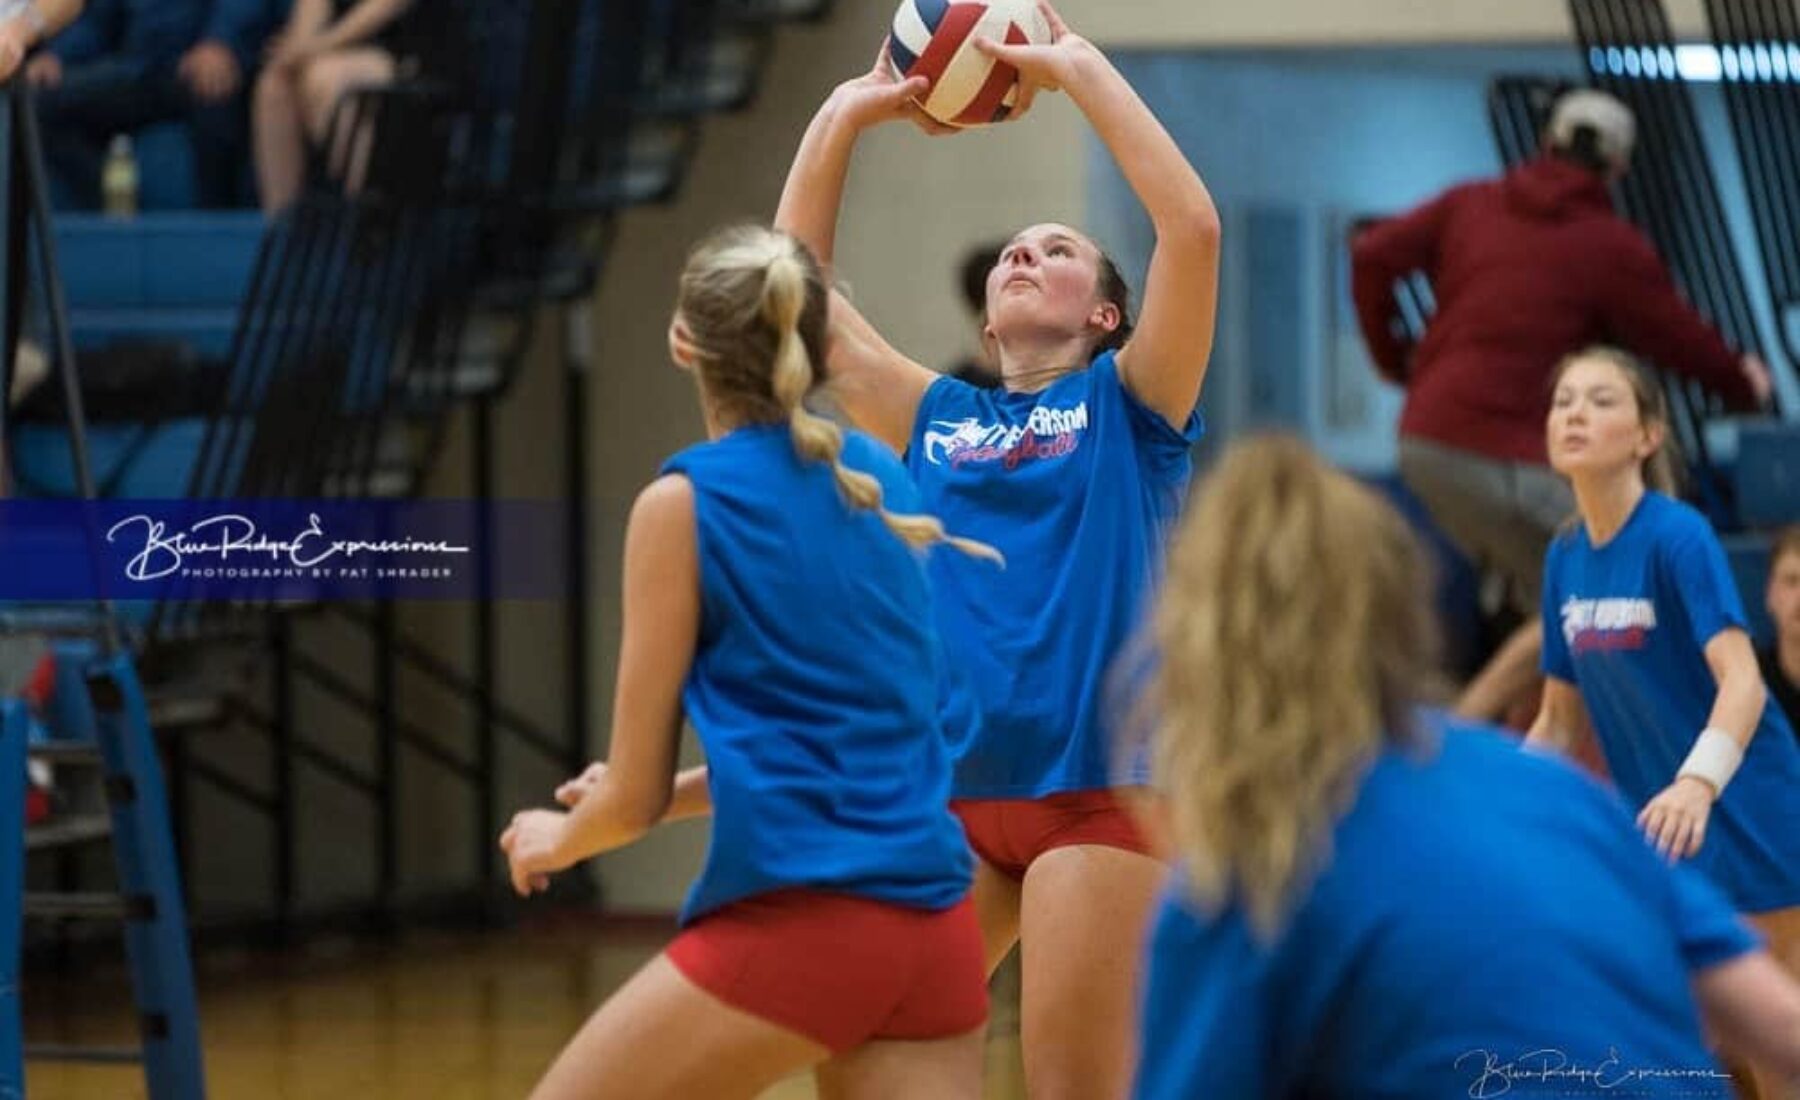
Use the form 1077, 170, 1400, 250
1676, 728, 1743, 797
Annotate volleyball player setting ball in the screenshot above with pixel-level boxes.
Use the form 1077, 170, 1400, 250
1130, 436, 1800, 1100
1529, 347, 1800, 1099
777, 1, 1220, 1094
499, 225, 998, 1100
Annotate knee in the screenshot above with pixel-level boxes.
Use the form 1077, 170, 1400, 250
298, 56, 350, 112
253, 66, 293, 113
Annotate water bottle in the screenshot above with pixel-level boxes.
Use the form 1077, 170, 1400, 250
101, 134, 139, 219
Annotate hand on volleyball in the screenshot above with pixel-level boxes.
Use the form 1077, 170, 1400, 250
1638, 776, 1713, 861
970, 0, 1085, 116
500, 809, 572, 896
834, 40, 959, 136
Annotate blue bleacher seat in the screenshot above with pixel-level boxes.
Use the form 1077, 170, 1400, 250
13, 214, 264, 500
1722, 533, 1776, 648
1736, 422, 1800, 530
134, 123, 200, 212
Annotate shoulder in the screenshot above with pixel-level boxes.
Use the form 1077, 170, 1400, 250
1648, 491, 1709, 531
1646, 493, 1720, 552
842, 429, 906, 478
631, 474, 696, 531
913, 371, 986, 426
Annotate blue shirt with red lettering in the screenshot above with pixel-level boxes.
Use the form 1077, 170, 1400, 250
904, 351, 1203, 797
1542, 491, 1800, 913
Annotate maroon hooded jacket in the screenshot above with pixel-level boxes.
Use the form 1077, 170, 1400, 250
1352, 155, 1755, 465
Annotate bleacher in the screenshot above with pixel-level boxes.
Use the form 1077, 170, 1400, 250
3, 0, 838, 1094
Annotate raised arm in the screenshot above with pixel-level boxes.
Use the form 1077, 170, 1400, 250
501, 475, 700, 894
1598, 229, 1765, 411
977, 4, 1220, 428
775, 54, 944, 453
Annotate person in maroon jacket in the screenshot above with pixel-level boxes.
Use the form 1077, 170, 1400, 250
1352, 89, 1771, 725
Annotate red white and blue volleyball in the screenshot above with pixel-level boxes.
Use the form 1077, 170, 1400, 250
888, 0, 1052, 128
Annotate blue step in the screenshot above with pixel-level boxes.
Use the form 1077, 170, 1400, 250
67, 308, 238, 360
1736, 421, 1800, 529
53, 212, 264, 311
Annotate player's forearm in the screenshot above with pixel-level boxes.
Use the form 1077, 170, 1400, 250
775, 96, 862, 271
1062, 42, 1218, 240
663, 766, 712, 823
556, 770, 667, 861
1703, 665, 1766, 752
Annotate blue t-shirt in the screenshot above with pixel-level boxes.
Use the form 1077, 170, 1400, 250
904, 351, 1203, 797
1137, 721, 1759, 1100
1542, 491, 1800, 913
662, 426, 973, 925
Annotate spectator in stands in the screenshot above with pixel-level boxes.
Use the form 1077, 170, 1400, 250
0, 0, 83, 79
2, 0, 85, 450
1762, 525, 1800, 743
1351, 89, 1771, 728
25, 0, 277, 209
943, 241, 1005, 389
251, 0, 415, 215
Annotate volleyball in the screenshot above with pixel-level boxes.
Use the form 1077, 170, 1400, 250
887, 0, 1052, 128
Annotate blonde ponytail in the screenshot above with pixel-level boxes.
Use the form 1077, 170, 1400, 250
756, 238, 1002, 564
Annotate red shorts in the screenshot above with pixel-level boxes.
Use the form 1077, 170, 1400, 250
666, 890, 988, 1053
952, 789, 1151, 879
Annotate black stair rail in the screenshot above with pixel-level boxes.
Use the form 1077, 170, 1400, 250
1703, 0, 1800, 380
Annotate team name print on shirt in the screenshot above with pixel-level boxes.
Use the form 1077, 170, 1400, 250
921, 403, 1090, 470
1561, 596, 1658, 654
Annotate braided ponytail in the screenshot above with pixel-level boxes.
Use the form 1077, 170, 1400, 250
759, 241, 1000, 563
679, 225, 999, 563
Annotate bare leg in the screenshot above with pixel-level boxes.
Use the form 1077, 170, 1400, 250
297, 48, 397, 195
1456, 619, 1543, 725
527, 953, 827, 1100
1018, 845, 1164, 1100
971, 855, 1023, 976
814, 1028, 985, 1100
252, 65, 307, 215
1736, 907, 1800, 1100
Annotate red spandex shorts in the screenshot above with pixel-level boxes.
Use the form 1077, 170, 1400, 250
952, 788, 1152, 879
666, 889, 988, 1053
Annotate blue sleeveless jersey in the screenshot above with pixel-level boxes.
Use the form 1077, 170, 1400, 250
662, 425, 973, 925
1542, 491, 1800, 913
905, 351, 1203, 797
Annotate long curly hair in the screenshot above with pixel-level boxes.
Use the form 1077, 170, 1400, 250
1139, 435, 1444, 938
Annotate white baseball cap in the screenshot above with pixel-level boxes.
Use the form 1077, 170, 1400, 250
1547, 90, 1637, 166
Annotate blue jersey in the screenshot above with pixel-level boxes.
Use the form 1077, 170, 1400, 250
662, 426, 973, 925
1542, 491, 1800, 913
1137, 721, 1758, 1100
904, 351, 1202, 797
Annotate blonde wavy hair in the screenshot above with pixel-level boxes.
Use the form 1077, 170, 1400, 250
1143, 436, 1442, 938
676, 225, 998, 561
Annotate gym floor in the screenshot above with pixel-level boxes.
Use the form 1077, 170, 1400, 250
22, 925, 1027, 1099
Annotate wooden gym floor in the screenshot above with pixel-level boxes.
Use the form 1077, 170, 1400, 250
22, 923, 1027, 1099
